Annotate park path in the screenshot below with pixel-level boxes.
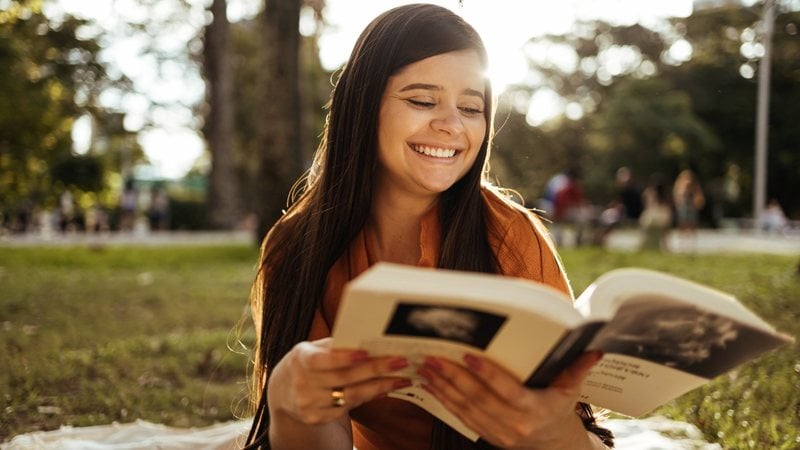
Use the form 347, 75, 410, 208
0, 229, 254, 248
604, 228, 800, 255
3, 227, 799, 256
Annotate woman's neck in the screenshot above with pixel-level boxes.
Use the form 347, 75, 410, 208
367, 190, 438, 265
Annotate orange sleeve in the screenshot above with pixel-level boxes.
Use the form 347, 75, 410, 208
501, 211, 572, 298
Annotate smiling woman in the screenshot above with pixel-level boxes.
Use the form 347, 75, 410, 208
244, 3, 615, 450
376, 50, 487, 201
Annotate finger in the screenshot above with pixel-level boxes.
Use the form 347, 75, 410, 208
420, 374, 499, 439
551, 350, 604, 390
311, 354, 410, 388
297, 376, 413, 426
294, 339, 371, 371
418, 358, 517, 423
324, 377, 414, 410
418, 364, 514, 443
422, 356, 504, 409
461, 353, 528, 404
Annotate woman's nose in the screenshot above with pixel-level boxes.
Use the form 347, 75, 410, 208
431, 110, 465, 135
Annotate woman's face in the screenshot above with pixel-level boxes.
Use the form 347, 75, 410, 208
376, 49, 487, 201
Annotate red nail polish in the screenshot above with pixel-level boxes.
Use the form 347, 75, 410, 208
463, 354, 482, 371
424, 357, 443, 372
389, 357, 409, 371
417, 367, 432, 380
393, 379, 412, 389
351, 350, 369, 362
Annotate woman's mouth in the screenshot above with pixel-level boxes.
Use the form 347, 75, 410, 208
411, 144, 457, 159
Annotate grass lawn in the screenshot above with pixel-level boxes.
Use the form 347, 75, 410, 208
0, 245, 260, 442
1, 244, 798, 448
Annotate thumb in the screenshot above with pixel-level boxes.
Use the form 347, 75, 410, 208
550, 350, 603, 391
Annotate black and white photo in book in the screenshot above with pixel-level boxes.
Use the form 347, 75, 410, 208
384, 302, 507, 350
586, 296, 781, 378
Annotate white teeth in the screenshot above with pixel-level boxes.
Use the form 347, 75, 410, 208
412, 145, 456, 158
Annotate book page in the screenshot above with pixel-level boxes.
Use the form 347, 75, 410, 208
580, 354, 708, 417
586, 295, 791, 380
576, 268, 775, 330
345, 263, 584, 327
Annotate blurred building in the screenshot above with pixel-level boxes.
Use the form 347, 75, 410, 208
694, 0, 747, 9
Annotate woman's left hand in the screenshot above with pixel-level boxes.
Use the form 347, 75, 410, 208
417, 351, 603, 449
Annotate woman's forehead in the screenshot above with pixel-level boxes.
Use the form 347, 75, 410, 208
387, 50, 487, 94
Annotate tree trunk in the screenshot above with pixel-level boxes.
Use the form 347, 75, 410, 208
203, 0, 239, 229
255, 0, 303, 242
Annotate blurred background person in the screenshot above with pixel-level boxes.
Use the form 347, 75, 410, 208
147, 185, 170, 231
672, 169, 705, 235
639, 174, 673, 251
119, 178, 138, 232
553, 167, 591, 247
615, 166, 643, 226
759, 199, 788, 234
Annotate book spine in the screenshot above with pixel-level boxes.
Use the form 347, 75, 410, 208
525, 322, 605, 388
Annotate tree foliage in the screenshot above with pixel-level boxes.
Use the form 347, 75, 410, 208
668, 7, 800, 218
493, 5, 800, 219
0, 0, 140, 225
0, 3, 93, 209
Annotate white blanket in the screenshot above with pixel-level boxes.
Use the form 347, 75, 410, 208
1, 420, 250, 450
1, 416, 721, 450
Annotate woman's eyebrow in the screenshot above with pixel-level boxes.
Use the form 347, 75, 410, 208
399, 83, 485, 101
399, 83, 440, 92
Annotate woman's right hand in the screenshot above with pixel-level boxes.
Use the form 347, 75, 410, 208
267, 337, 412, 426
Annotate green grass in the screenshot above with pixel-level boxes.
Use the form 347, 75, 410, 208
0, 245, 260, 441
1, 245, 798, 448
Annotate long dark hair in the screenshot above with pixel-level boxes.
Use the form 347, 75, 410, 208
245, 4, 611, 449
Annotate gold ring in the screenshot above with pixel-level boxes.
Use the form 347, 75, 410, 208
330, 388, 346, 408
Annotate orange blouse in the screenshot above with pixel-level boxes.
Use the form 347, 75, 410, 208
298, 187, 572, 450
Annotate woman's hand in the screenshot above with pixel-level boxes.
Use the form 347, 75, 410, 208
417, 351, 604, 450
267, 337, 412, 426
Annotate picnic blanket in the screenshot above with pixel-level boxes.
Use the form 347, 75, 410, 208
1, 416, 721, 450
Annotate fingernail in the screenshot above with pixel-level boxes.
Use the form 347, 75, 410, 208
417, 367, 433, 380
423, 357, 443, 373
463, 354, 482, 372
351, 350, 369, 362
389, 357, 409, 371
392, 379, 412, 390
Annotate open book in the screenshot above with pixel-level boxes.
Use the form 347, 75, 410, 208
330, 263, 792, 441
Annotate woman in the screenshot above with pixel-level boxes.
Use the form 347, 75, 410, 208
245, 4, 613, 449
672, 169, 705, 234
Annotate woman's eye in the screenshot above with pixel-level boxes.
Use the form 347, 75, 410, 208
407, 99, 435, 108
459, 106, 484, 116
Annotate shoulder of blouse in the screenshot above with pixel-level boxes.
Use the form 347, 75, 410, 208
480, 184, 551, 241
480, 185, 573, 297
